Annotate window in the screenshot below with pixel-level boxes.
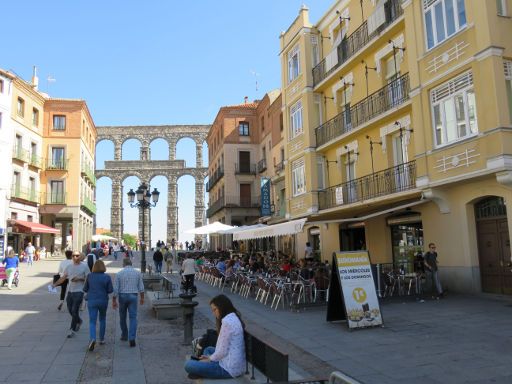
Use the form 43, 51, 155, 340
292, 159, 306, 196
0, 112, 2, 129
317, 156, 326, 190
261, 116, 265, 132
51, 147, 65, 168
27, 215, 33, 222
497, 0, 507, 16
11, 212, 18, 220
17, 97, 25, 117
505, 60, 512, 123
288, 45, 300, 83
239, 122, 249, 136
424, 0, 467, 50
0, 79, 3, 93
280, 113, 283, 132
53, 115, 66, 130
311, 36, 320, 67
290, 100, 303, 139
50, 180, 64, 204
32, 108, 39, 127
431, 71, 478, 146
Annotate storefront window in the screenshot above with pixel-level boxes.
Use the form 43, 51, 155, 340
390, 222, 423, 273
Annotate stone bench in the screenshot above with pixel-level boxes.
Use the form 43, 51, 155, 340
146, 291, 182, 320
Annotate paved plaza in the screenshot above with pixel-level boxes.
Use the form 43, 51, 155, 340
1, 253, 512, 383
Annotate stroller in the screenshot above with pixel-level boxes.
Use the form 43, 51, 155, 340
0, 266, 20, 288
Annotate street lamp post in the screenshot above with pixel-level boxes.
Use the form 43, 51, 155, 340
127, 182, 160, 273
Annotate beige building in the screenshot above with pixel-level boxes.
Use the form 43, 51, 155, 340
206, 92, 283, 250
39, 98, 97, 253
279, 0, 512, 294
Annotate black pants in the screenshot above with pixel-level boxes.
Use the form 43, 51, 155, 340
60, 279, 69, 301
184, 274, 195, 291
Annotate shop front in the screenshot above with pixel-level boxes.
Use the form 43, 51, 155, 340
7, 220, 60, 256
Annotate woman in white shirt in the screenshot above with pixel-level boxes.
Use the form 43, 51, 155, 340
184, 294, 246, 379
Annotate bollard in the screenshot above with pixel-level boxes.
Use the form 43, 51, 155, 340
179, 293, 198, 345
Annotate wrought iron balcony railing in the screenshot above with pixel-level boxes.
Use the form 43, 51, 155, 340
81, 196, 97, 215
206, 168, 224, 192
42, 192, 67, 205
81, 165, 97, 186
257, 158, 267, 173
11, 185, 39, 204
312, 0, 403, 87
206, 196, 225, 218
274, 161, 285, 173
235, 163, 257, 175
46, 158, 68, 171
206, 195, 261, 218
29, 153, 43, 168
12, 147, 29, 162
318, 160, 416, 210
315, 73, 409, 148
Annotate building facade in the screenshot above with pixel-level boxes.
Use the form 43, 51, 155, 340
0, 67, 96, 256
279, 0, 512, 294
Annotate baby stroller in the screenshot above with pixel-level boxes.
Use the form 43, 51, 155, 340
0, 266, 20, 288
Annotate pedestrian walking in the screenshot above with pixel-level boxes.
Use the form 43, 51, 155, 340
83, 260, 113, 351
163, 247, 173, 274
55, 250, 73, 310
112, 258, 144, 347
25, 242, 35, 266
181, 253, 197, 293
424, 243, 444, 299
2, 247, 19, 290
153, 247, 163, 274
53, 251, 89, 338
184, 294, 246, 379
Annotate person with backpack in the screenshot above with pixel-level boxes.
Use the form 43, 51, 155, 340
86, 252, 98, 272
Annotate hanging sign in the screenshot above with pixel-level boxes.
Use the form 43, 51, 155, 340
260, 177, 271, 216
326, 251, 383, 329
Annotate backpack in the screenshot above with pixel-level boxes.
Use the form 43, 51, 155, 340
87, 253, 97, 271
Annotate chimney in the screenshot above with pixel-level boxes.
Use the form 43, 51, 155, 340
31, 66, 39, 90
244, 96, 248, 104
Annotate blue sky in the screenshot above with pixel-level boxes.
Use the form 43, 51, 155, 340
2, 0, 333, 246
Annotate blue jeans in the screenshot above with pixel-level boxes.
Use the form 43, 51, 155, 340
88, 300, 108, 341
184, 346, 232, 379
66, 292, 84, 331
154, 261, 162, 273
118, 293, 138, 341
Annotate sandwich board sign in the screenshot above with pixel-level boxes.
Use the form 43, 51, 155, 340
326, 251, 383, 329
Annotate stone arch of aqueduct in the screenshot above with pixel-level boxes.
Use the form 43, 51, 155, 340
95, 125, 210, 245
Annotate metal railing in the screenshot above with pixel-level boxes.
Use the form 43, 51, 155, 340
29, 153, 42, 168
315, 73, 409, 147
318, 160, 416, 210
81, 196, 97, 215
12, 147, 29, 162
312, 0, 403, 87
81, 165, 96, 185
206, 196, 225, 217
46, 158, 68, 171
11, 185, 39, 203
42, 192, 67, 204
274, 161, 285, 173
235, 163, 257, 175
257, 158, 267, 173
206, 168, 224, 192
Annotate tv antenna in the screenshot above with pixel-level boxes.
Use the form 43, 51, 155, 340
250, 70, 260, 92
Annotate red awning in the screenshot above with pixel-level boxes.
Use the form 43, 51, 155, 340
13, 220, 60, 234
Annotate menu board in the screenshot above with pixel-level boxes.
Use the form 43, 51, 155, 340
326, 251, 383, 329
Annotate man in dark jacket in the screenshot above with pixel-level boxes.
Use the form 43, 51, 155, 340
153, 248, 163, 274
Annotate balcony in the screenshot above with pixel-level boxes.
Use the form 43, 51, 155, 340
11, 185, 39, 204
29, 153, 43, 169
42, 192, 67, 205
46, 158, 68, 171
206, 168, 224, 192
235, 163, 256, 175
312, 0, 403, 87
12, 147, 29, 162
274, 161, 285, 173
81, 165, 97, 186
318, 160, 416, 210
206, 195, 261, 218
257, 158, 267, 173
315, 73, 409, 148
81, 196, 97, 215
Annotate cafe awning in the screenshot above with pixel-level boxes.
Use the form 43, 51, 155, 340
13, 220, 60, 234
185, 221, 236, 235
233, 218, 307, 240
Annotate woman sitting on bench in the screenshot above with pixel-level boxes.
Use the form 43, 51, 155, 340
184, 294, 246, 379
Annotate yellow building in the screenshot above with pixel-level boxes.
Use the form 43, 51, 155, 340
39, 98, 97, 253
280, 0, 512, 294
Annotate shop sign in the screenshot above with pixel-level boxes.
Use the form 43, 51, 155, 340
335, 186, 343, 205
327, 251, 383, 329
260, 177, 271, 216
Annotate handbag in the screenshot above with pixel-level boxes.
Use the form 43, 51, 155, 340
53, 274, 61, 284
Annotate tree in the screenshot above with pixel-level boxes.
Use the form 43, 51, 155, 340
122, 233, 137, 248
